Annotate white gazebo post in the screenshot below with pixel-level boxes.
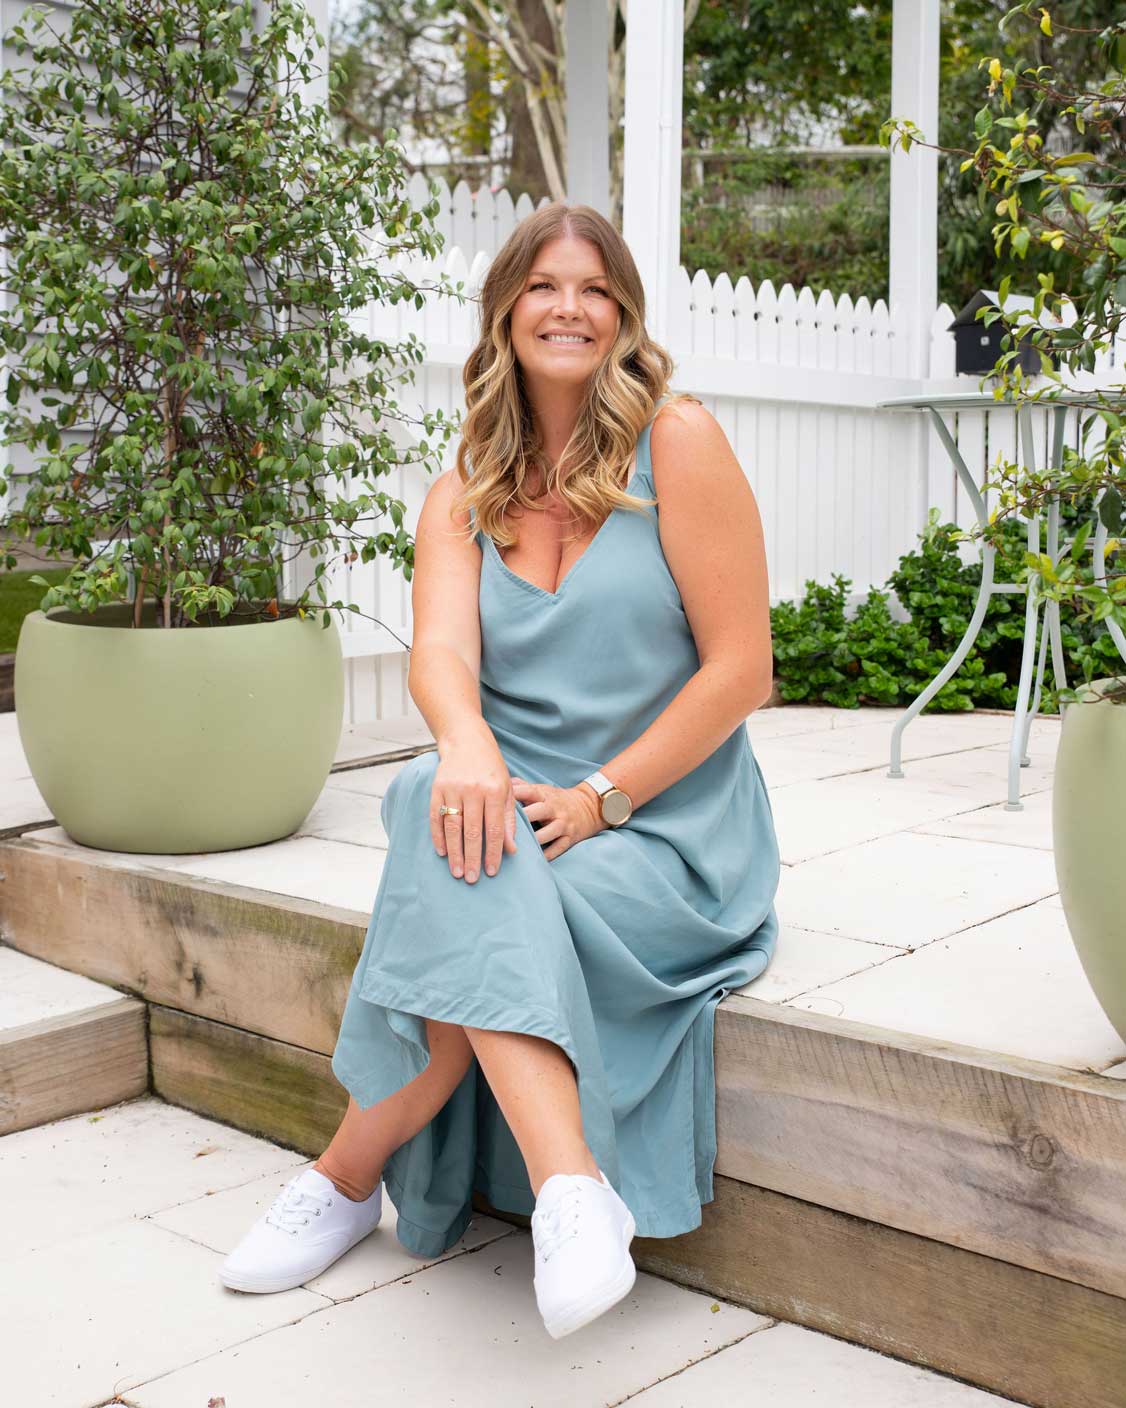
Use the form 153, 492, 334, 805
264, 0, 332, 609
889, 0, 941, 526
620, 0, 684, 349
565, 0, 611, 219
889, 0, 939, 375
296, 0, 330, 107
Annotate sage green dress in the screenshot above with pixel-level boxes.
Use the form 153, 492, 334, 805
331, 402, 780, 1257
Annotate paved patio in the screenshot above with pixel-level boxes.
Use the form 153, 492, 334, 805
3, 1095, 1019, 1407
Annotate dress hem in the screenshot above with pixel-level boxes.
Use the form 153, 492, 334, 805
331, 970, 725, 1258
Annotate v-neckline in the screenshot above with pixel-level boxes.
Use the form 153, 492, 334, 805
485, 450, 640, 602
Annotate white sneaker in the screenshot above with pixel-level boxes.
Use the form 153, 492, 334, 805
218, 1166, 383, 1294
531, 1167, 637, 1339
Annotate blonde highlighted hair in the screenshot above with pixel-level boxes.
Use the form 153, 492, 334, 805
452, 201, 701, 547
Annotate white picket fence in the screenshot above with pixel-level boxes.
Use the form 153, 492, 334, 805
413, 172, 553, 261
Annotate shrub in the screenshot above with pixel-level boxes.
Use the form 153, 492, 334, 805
771, 504, 1122, 709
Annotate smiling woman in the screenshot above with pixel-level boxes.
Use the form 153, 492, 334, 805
451, 207, 687, 553
221, 200, 781, 1345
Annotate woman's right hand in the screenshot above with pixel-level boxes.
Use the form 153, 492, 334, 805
429, 733, 519, 884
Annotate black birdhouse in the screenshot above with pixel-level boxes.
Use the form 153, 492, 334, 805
948, 289, 1061, 376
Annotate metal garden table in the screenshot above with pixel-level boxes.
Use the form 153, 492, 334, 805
876, 390, 1122, 812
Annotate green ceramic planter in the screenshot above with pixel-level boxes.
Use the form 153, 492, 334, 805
1052, 677, 1126, 1044
15, 602, 344, 853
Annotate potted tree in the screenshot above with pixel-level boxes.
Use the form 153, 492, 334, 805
884, 2, 1126, 1039
0, 0, 457, 853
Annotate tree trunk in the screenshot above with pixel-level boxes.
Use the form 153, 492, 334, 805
505, 0, 556, 201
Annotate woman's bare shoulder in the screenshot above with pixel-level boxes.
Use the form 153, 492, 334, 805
418, 466, 476, 537
650, 400, 739, 488
651, 397, 722, 449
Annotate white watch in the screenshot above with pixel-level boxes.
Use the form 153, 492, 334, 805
582, 769, 633, 826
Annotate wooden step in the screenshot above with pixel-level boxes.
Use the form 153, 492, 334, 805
3, 828, 1125, 1406
0, 944, 147, 1134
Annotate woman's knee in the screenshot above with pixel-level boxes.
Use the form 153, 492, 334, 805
425, 1017, 475, 1077
384, 747, 437, 795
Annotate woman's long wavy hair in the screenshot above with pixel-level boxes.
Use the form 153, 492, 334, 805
452, 201, 701, 547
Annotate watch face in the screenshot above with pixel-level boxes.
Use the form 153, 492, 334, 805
602, 789, 632, 825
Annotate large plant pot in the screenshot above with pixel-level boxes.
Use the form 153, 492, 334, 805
1052, 677, 1126, 1044
15, 602, 344, 853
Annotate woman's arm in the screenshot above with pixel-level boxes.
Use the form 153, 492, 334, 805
578, 401, 773, 815
408, 469, 519, 882
406, 467, 490, 747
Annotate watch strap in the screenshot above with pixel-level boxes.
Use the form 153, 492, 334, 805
584, 769, 616, 796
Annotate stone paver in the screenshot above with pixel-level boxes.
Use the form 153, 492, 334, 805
163, 833, 386, 913
4, 1214, 329, 1407
776, 827, 1058, 940
0, 1098, 304, 1263
737, 922, 909, 1008
333, 713, 436, 764
298, 783, 390, 847
150, 1161, 518, 1301
776, 830, 1061, 947
0, 946, 130, 1028
0, 772, 51, 832
766, 762, 1041, 865
914, 788, 1053, 851
324, 759, 417, 798
130, 1226, 765, 1408
623, 1319, 1015, 1405
0, 1096, 1027, 1408
784, 897, 1124, 1071
749, 712, 1022, 789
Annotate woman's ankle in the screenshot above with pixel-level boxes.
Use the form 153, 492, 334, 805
312, 1156, 382, 1203
529, 1150, 602, 1198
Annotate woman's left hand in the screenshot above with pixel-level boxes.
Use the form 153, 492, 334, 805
510, 776, 606, 859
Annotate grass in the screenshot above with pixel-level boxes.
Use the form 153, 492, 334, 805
0, 568, 72, 652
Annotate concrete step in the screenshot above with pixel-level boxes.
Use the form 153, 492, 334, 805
0, 944, 147, 1135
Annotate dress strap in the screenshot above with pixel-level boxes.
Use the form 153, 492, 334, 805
635, 394, 674, 493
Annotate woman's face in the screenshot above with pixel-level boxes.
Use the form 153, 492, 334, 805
509, 235, 621, 390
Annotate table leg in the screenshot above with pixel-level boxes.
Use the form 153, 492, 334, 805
1094, 505, 1126, 668
1022, 476, 1063, 764
889, 542, 997, 778
1007, 512, 1043, 811
888, 407, 996, 780
1046, 410, 1070, 720
1022, 596, 1050, 765
1007, 402, 1058, 811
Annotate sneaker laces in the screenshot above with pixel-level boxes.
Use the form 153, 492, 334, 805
532, 1183, 585, 1263
265, 1180, 334, 1235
